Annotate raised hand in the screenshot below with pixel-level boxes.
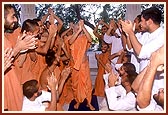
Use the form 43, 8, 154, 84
105, 63, 112, 73
69, 22, 74, 29
110, 19, 116, 27
117, 49, 124, 56
47, 72, 58, 90
120, 20, 134, 35
78, 19, 84, 28
77, 24, 82, 32
16, 31, 38, 53
98, 19, 104, 25
49, 15, 55, 25
108, 71, 118, 87
48, 7, 54, 15
4, 48, 14, 72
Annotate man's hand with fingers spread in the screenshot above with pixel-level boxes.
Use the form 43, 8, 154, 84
4, 48, 14, 72
16, 31, 38, 53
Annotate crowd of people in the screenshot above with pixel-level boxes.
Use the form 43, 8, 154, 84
4, 4, 165, 112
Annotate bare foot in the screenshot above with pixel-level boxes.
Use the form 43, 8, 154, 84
87, 103, 95, 111
74, 102, 80, 109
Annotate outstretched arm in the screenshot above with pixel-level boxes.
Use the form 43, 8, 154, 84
82, 24, 92, 43
108, 52, 120, 61
131, 67, 147, 93
69, 24, 82, 45
120, 20, 142, 56
95, 53, 111, 73
106, 21, 114, 36
36, 24, 57, 55
45, 74, 57, 111
136, 45, 164, 109
58, 67, 71, 96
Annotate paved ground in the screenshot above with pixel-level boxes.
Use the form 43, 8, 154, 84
87, 51, 99, 88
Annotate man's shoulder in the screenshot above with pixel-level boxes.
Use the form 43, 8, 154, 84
22, 96, 46, 111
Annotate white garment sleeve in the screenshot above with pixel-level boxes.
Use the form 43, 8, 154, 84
126, 44, 134, 53
137, 101, 163, 111
115, 28, 121, 37
105, 86, 136, 111
115, 64, 123, 71
22, 105, 46, 111
104, 33, 114, 44
39, 90, 51, 102
22, 96, 46, 111
138, 35, 164, 59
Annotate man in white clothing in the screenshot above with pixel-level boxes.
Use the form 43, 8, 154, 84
121, 7, 164, 111
121, 7, 164, 72
105, 63, 138, 111
136, 46, 164, 111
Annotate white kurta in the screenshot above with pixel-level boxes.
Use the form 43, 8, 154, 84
105, 85, 137, 111
22, 90, 51, 111
138, 27, 164, 71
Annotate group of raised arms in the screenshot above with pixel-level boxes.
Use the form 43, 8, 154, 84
4, 4, 164, 112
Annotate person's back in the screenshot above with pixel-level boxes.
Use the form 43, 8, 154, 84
138, 7, 164, 102
22, 90, 51, 111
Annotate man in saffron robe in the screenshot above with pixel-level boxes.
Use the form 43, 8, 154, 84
4, 4, 36, 111
69, 20, 95, 110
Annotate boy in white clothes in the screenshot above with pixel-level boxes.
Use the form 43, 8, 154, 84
22, 75, 57, 111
